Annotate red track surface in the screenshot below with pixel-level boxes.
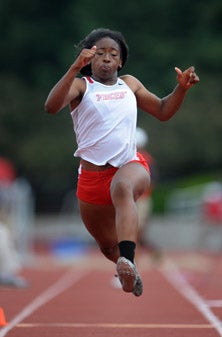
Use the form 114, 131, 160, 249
1, 248, 222, 337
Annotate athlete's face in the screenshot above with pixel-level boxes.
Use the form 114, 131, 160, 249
91, 37, 122, 84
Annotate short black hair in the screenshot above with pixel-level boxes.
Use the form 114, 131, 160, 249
76, 28, 129, 76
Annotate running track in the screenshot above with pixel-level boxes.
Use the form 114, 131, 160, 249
1, 248, 222, 337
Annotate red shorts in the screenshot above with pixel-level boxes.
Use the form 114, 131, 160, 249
76, 152, 150, 205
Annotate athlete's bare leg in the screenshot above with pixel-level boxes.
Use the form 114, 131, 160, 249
110, 162, 150, 243
78, 201, 119, 263
78, 162, 150, 264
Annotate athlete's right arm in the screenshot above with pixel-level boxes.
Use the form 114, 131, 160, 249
45, 46, 97, 114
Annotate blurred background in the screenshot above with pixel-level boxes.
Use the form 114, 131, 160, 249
0, 0, 222, 269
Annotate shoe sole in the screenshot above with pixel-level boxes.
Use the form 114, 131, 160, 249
116, 257, 137, 293
133, 275, 143, 296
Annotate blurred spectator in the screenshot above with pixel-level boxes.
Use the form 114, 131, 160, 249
0, 157, 29, 288
0, 157, 16, 182
202, 182, 222, 223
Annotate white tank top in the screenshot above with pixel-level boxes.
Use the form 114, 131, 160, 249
71, 76, 138, 167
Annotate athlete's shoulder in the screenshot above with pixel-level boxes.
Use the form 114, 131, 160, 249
120, 74, 141, 93
120, 74, 137, 81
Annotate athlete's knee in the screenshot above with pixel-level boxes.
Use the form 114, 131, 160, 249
111, 179, 132, 203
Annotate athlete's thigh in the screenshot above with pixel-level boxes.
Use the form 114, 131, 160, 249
78, 200, 117, 247
111, 162, 150, 200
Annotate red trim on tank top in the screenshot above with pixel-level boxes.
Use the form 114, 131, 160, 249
86, 76, 94, 83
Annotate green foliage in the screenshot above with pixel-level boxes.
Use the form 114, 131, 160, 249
0, 0, 222, 211
152, 170, 222, 214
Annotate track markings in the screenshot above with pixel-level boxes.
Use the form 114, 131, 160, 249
16, 322, 213, 329
1, 252, 222, 336
0, 269, 89, 337
161, 259, 222, 336
206, 300, 222, 308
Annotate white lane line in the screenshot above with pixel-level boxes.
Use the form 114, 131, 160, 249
16, 322, 213, 329
0, 269, 88, 337
160, 260, 222, 336
206, 300, 222, 308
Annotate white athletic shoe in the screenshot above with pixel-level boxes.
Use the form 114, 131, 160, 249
116, 257, 143, 296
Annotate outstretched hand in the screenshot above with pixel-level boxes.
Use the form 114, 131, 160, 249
175, 66, 199, 90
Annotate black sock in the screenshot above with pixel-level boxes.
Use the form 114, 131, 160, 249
118, 240, 136, 264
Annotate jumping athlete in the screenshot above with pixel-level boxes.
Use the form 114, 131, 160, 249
45, 28, 199, 296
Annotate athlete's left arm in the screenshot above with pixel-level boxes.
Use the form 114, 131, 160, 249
122, 67, 199, 121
